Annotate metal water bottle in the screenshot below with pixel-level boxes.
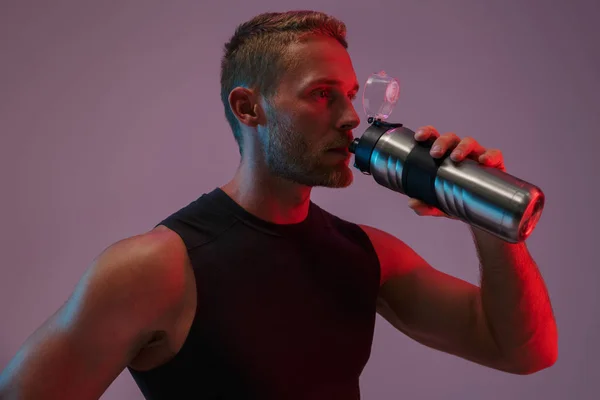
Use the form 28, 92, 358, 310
349, 72, 545, 243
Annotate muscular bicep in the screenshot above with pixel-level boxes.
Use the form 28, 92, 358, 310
378, 259, 512, 370
360, 224, 509, 371
378, 265, 479, 350
0, 230, 188, 399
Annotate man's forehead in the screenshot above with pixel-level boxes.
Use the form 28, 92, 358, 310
282, 37, 359, 90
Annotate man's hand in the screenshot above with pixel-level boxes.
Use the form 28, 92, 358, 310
407, 125, 506, 218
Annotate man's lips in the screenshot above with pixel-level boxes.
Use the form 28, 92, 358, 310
327, 147, 351, 155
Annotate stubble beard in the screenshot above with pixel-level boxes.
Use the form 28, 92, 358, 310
263, 113, 353, 188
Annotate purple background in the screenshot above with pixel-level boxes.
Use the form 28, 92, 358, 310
1, 0, 598, 399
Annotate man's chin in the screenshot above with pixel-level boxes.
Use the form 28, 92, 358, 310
323, 179, 353, 189
314, 166, 354, 188
274, 162, 354, 188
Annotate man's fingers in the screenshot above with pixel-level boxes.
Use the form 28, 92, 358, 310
430, 132, 461, 157
414, 125, 440, 141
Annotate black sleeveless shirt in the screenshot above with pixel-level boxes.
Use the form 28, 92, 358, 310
128, 188, 381, 399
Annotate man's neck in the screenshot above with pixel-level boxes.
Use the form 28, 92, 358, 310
220, 161, 312, 225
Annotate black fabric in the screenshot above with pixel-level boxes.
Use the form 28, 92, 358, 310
127, 188, 381, 399
401, 140, 447, 209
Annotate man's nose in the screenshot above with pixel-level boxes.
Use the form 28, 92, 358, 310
338, 100, 361, 131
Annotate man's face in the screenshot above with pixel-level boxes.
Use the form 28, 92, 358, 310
259, 36, 361, 188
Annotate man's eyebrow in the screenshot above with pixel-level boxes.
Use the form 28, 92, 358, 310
307, 78, 360, 92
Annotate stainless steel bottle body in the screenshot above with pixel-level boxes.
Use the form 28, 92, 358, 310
349, 121, 545, 243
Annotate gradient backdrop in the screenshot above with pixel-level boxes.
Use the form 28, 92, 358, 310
1, 0, 598, 399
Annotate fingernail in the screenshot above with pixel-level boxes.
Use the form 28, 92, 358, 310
430, 145, 442, 154
415, 129, 425, 138
451, 150, 462, 159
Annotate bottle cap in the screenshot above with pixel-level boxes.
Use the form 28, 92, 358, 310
362, 71, 400, 121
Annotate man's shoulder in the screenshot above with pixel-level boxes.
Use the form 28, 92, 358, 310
111, 224, 188, 263
358, 224, 429, 286
153, 190, 240, 250
147, 224, 190, 259
357, 224, 416, 259
96, 226, 192, 305
357, 224, 399, 255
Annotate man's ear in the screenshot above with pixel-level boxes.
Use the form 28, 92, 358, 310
228, 87, 266, 128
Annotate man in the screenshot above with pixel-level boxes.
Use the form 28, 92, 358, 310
0, 10, 557, 400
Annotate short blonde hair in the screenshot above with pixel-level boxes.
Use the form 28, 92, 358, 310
220, 10, 348, 155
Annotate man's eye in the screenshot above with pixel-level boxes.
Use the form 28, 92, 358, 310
315, 89, 331, 99
312, 89, 355, 101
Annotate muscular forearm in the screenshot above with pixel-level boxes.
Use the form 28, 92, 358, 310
470, 226, 558, 373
